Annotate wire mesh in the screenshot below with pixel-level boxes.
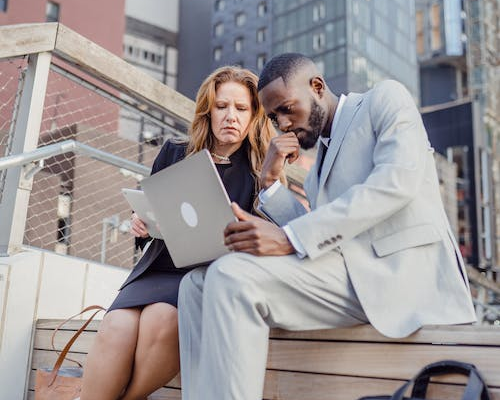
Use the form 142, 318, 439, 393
22, 63, 188, 268
0, 57, 28, 203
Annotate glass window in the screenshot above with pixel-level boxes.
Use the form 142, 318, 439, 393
214, 0, 225, 11
214, 47, 222, 61
234, 37, 243, 52
430, 4, 442, 50
416, 10, 424, 55
46, 1, 60, 22
313, 32, 325, 51
313, 2, 326, 22
214, 22, 224, 37
257, 2, 267, 17
235, 12, 246, 26
257, 27, 267, 43
257, 54, 267, 70
315, 58, 325, 74
1, 0, 8, 12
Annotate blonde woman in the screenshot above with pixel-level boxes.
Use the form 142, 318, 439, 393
79, 66, 276, 400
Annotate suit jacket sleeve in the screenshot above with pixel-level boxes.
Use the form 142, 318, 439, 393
257, 184, 307, 226
279, 81, 430, 260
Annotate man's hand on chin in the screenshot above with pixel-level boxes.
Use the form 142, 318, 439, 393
260, 133, 300, 189
224, 202, 295, 256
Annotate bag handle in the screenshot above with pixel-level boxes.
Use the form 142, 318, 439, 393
48, 305, 106, 387
390, 360, 490, 400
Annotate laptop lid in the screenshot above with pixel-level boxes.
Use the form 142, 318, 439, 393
140, 149, 236, 268
121, 188, 163, 239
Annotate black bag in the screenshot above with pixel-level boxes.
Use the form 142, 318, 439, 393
359, 360, 490, 400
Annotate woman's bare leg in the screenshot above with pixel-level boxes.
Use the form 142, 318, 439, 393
120, 303, 180, 400
80, 308, 141, 400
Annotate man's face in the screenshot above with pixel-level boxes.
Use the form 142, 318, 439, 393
259, 76, 326, 150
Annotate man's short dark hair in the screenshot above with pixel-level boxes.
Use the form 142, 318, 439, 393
257, 53, 314, 92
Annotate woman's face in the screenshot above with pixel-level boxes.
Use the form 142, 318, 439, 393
210, 81, 253, 149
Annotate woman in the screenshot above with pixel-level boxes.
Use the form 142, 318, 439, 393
79, 66, 276, 400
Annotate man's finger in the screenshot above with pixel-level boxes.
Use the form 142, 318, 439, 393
224, 220, 254, 236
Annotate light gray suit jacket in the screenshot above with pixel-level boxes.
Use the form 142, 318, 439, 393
264, 80, 476, 338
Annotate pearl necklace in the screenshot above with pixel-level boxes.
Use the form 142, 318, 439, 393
211, 152, 231, 162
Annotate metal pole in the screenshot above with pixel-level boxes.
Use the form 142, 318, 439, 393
0, 52, 52, 255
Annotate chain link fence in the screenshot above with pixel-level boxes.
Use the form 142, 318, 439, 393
2, 57, 188, 269
0, 57, 28, 203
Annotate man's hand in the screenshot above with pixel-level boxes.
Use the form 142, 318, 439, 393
130, 213, 149, 238
261, 133, 300, 188
224, 202, 295, 256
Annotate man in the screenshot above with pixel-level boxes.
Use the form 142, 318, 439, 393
177, 53, 476, 400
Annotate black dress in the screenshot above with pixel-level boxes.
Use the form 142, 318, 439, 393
108, 139, 256, 311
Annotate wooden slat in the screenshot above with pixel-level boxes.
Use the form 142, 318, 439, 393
149, 387, 182, 400
37, 319, 500, 346
34, 327, 98, 353
0, 23, 57, 59
36, 318, 102, 331
53, 24, 195, 124
262, 370, 500, 400
270, 324, 500, 345
267, 339, 500, 387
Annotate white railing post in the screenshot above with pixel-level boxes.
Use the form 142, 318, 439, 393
0, 52, 52, 255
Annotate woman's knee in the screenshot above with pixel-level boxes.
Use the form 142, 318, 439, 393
97, 308, 140, 345
142, 303, 179, 343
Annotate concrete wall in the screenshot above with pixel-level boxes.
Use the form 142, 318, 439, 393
0, 248, 128, 399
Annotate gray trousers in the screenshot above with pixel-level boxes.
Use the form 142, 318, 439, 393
178, 250, 368, 400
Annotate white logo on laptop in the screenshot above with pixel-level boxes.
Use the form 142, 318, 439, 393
181, 202, 198, 227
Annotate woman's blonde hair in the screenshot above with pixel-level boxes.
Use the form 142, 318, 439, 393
186, 66, 277, 189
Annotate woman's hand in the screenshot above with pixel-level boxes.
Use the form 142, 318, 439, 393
130, 213, 149, 238
260, 133, 300, 188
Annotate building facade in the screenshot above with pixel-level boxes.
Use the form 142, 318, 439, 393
416, 0, 500, 270
208, 0, 418, 97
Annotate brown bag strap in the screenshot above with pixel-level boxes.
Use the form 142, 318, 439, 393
48, 305, 106, 386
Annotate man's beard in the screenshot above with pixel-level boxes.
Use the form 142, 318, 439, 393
297, 99, 325, 150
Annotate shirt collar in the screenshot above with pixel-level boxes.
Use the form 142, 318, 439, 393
320, 94, 346, 148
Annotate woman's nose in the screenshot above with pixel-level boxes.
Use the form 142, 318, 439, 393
225, 107, 236, 122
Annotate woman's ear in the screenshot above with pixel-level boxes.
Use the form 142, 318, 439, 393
309, 76, 326, 98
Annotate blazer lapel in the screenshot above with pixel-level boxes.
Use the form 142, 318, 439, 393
317, 93, 363, 204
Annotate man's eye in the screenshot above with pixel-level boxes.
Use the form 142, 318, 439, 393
284, 105, 293, 113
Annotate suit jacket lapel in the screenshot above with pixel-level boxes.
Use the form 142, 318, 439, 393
317, 93, 363, 204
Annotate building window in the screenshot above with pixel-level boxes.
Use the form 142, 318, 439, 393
214, 22, 224, 37
312, 32, 325, 50
430, 3, 442, 51
257, 54, 267, 70
1, 0, 8, 12
214, 0, 225, 11
46, 1, 60, 22
214, 47, 222, 61
315, 59, 325, 75
416, 10, 424, 55
257, 27, 267, 43
234, 37, 243, 52
235, 12, 246, 26
313, 2, 326, 22
257, 2, 267, 17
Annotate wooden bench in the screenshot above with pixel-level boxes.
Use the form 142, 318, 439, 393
29, 319, 500, 400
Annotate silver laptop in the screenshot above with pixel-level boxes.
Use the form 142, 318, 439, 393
121, 188, 163, 239
139, 149, 236, 268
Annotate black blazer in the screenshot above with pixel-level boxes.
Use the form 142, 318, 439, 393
120, 139, 256, 289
